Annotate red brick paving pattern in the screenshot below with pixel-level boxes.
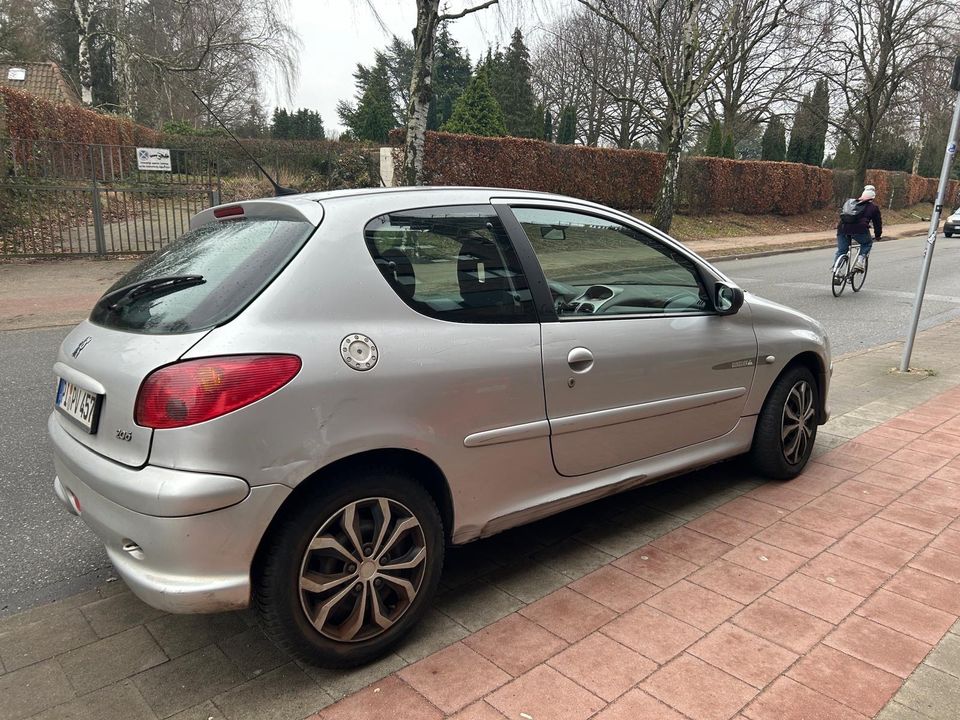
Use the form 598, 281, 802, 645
314, 389, 960, 720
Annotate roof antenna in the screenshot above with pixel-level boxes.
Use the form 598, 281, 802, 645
190, 90, 298, 196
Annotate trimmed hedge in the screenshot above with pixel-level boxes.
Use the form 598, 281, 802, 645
405, 131, 959, 214
421, 133, 666, 210
0, 87, 160, 146
677, 157, 832, 215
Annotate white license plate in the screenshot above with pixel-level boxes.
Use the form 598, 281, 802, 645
55, 378, 102, 433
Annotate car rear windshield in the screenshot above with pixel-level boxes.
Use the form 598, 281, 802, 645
90, 217, 315, 334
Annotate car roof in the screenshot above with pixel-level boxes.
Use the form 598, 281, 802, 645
278, 186, 592, 205
194, 186, 624, 230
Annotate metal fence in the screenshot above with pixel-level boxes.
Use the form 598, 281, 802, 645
0, 138, 220, 257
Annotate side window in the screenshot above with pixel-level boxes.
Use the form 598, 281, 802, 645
364, 205, 536, 323
511, 207, 708, 317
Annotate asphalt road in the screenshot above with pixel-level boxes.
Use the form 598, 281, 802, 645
716, 234, 960, 356
1, 325, 111, 616
2, 233, 958, 615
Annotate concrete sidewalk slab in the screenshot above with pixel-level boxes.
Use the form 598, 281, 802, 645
3, 322, 960, 719
0, 258, 135, 331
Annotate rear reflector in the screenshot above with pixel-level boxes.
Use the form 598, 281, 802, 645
213, 205, 244, 218
135, 355, 301, 429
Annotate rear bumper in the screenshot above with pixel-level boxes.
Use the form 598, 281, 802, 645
50, 414, 290, 613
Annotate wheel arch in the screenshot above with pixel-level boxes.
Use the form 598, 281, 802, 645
252, 448, 455, 577
780, 351, 828, 423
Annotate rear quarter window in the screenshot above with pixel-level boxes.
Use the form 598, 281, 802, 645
364, 205, 536, 323
90, 217, 315, 334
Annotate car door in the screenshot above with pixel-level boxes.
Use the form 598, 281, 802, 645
499, 202, 759, 477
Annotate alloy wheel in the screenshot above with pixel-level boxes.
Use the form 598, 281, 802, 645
781, 380, 816, 465
299, 497, 427, 642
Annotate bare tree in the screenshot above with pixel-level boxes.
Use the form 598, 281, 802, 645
69, 0, 97, 104
700, 0, 826, 143
577, 0, 787, 232
533, 5, 661, 148
57, 0, 298, 119
824, 0, 957, 190
532, 13, 594, 141
389, 0, 500, 185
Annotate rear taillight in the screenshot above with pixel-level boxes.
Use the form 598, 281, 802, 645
134, 355, 301, 429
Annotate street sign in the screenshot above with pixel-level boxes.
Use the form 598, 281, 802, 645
136, 147, 172, 172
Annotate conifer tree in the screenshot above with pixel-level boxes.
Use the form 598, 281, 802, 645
271, 108, 291, 139
722, 132, 736, 159
442, 68, 507, 136
760, 118, 787, 161
488, 28, 540, 138
705, 120, 723, 156
340, 57, 399, 143
809, 79, 830, 167
556, 106, 577, 144
427, 24, 472, 131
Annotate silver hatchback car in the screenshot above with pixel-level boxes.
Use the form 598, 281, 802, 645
50, 187, 830, 667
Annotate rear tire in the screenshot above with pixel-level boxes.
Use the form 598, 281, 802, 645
851, 255, 868, 292
254, 470, 444, 668
751, 365, 819, 480
831, 256, 848, 297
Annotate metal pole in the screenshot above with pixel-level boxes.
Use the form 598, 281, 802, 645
89, 144, 107, 256
900, 69, 960, 371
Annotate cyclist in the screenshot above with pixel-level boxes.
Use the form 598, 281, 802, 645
835, 186, 881, 272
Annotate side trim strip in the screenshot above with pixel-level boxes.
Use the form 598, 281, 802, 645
464, 419, 551, 448
551, 387, 747, 436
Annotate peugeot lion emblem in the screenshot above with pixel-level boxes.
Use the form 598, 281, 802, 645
72, 336, 93, 359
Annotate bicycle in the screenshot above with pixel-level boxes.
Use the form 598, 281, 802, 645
831, 237, 868, 297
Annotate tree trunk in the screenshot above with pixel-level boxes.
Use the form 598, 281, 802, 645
73, 0, 94, 105
402, 0, 440, 186
912, 119, 927, 175
853, 130, 871, 194
652, 113, 685, 233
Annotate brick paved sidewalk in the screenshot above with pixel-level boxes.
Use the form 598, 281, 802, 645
313, 390, 960, 720
3, 322, 960, 720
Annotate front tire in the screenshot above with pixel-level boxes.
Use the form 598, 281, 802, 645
254, 470, 444, 667
831, 256, 848, 297
751, 365, 819, 480
851, 255, 868, 292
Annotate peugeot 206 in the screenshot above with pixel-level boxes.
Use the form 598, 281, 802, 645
50, 187, 831, 667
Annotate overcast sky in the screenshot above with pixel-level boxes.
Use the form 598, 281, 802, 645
265, 0, 565, 134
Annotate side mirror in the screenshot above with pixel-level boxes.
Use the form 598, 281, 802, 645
714, 282, 744, 315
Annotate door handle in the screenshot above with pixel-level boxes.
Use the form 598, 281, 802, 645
567, 347, 594, 373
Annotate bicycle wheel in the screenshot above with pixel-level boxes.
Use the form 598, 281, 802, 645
851, 254, 868, 292
832, 255, 849, 297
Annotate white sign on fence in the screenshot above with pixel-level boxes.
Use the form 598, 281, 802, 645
7, 68, 26, 81
136, 147, 172, 172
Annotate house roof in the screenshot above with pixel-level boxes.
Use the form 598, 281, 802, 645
0, 62, 81, 105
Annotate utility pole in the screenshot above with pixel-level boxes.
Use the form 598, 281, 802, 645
900, 56, 960, 372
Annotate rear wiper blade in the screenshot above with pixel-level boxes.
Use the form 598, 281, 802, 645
100, 275, 206, 310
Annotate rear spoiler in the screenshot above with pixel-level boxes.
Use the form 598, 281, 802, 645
190, 198, 324, 230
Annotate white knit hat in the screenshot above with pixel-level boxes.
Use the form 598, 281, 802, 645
860, 188, 876, 200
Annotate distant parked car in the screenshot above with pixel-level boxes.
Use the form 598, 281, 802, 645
49, 187, 831, 667
945, 207, 960, 237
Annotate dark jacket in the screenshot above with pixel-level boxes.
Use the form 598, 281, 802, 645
838, 200, 882, 238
